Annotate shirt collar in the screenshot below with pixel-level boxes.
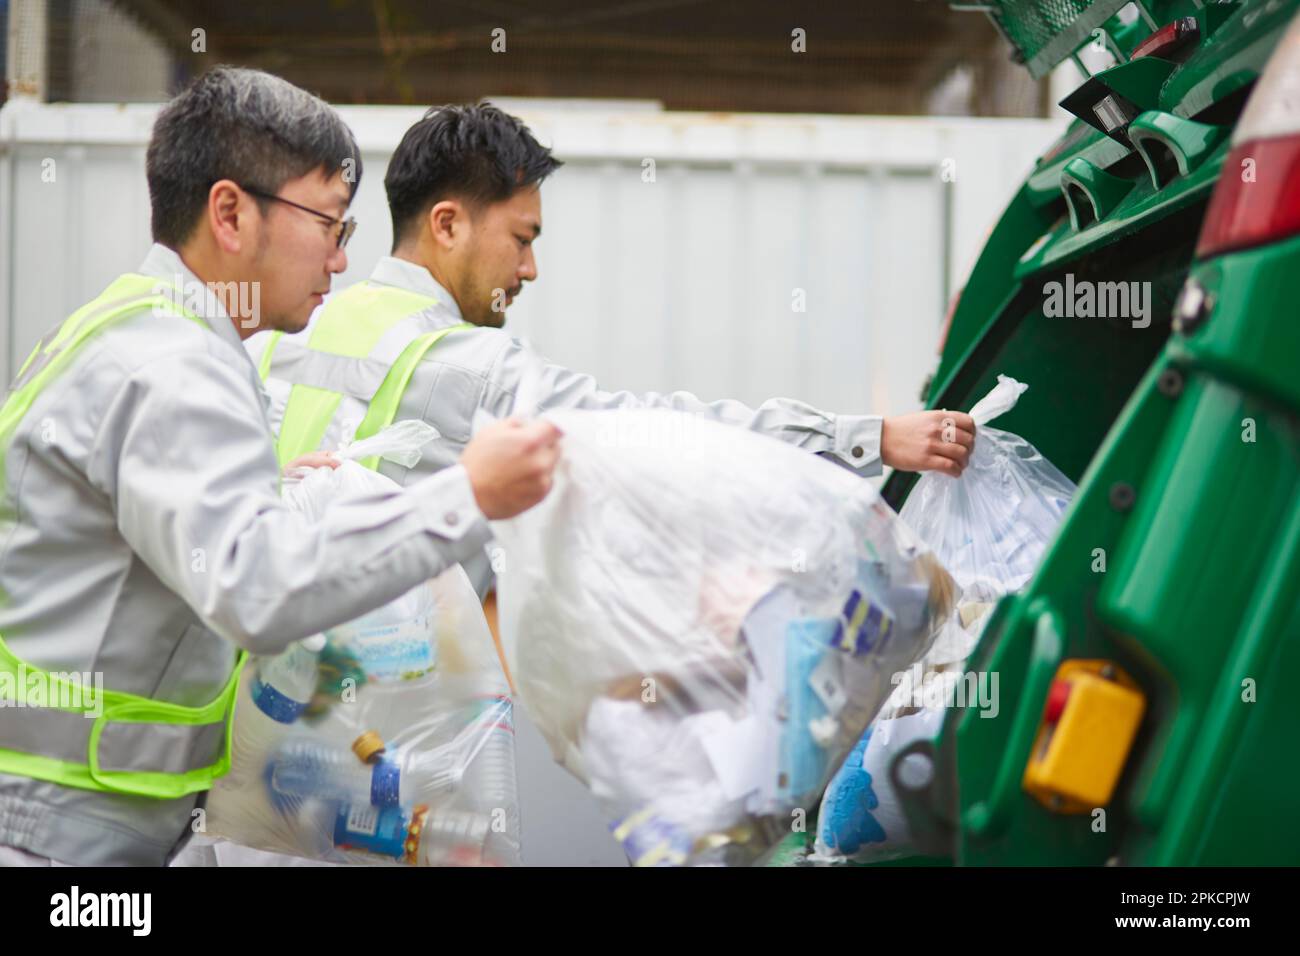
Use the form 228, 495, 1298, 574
137, 243, 249, 355
137, 245, 272, 421
370, 256, 464, 324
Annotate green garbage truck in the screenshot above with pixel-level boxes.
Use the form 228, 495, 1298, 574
831, 0, 1300, 867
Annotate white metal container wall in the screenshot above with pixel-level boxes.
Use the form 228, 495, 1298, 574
1, 103, 1066, 419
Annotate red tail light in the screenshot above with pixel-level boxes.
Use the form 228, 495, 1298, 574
1196, 12, 1300, 259
1196, 136, 1300, 259
1131, 18, 1199, 60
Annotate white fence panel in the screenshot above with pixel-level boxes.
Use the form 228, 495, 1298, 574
2, 103, 1065, 420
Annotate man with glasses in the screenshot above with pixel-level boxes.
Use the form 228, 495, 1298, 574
0, 68, 560, 866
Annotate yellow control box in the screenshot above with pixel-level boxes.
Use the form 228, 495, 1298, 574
1022, 660, 1146, 813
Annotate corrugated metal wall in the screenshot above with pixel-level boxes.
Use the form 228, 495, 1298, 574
1, 103, 1065, 420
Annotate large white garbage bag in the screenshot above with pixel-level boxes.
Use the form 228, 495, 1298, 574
492, 408, 958, 866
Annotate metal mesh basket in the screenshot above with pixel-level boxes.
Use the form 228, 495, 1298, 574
998, 0, 1101, 61
955, 0, 1139, 79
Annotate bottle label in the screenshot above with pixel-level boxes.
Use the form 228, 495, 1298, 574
329, 615, 437, 682
610, 809, 692, 867
369, 760, 401, 807
251, 678, 307, 724
333, 803, 429, 864
833, 589, 894, 658
344, 804, 381, 838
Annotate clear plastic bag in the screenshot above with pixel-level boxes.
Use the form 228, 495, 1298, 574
200, 423, 520, 867
898, 375, 1075, 603
815, 375, 1075, 865
491, 408, 958, 866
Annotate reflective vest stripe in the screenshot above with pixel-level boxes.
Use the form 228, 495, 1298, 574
257, 330, 283, 381
266, 337, 395, 400
352, 326, 468, 470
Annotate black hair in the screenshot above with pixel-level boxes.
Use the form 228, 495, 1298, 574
385, 102, 563, 248
147, 66, 362, 248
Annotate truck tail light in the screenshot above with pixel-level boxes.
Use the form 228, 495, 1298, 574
1195, 15, 1300, 259
1196, 136, 1300, 258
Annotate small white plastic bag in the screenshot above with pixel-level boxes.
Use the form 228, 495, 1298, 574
816, 375, 1075, 865
898, 375, 1075, 602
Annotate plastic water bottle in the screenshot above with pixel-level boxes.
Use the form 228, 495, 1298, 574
207, 634, 326, 830
252, 634, 326, 723
325, 583, 438, 683
331, 703, 521, 866
268, 733, 462, 808
331, 803, 495, 866
455, 698, 521, 865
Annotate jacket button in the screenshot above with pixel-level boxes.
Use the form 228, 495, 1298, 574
851, 445, 865, 458
444, 511, 459, 527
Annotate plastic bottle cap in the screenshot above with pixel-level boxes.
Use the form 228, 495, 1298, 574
301, 634, 327, 653
352, 730, 387, 764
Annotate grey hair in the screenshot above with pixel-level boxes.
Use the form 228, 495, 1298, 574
146, 66, 362, 247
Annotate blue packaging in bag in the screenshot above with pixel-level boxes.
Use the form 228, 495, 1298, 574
779, 618, 837, 804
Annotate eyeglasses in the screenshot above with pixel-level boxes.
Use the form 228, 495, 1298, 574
241, 185, 357, 249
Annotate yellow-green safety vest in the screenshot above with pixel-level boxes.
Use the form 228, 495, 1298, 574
0, 273, 247, 800
259, 280, 471, 468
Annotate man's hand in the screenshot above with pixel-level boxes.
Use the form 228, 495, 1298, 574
881, 410, 976, 477
283, 451, 339, 474
461, 418, 562, 519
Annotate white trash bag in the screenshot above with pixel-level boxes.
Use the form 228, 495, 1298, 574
898, 374, 1075, 603
492, 408, 959, 866
199, 422, 521, 867
815, 375, 1075, 865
